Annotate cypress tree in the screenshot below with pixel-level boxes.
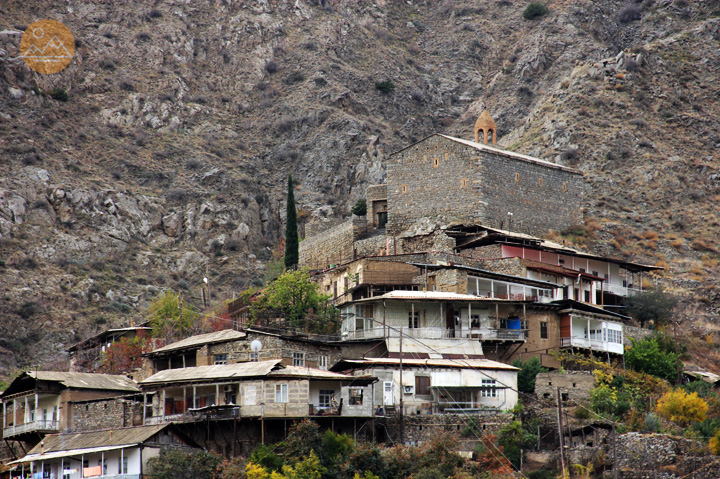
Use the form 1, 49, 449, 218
284, 174, 299, 269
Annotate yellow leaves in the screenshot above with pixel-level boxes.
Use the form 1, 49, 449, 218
654, 389, 708, 427
247, 462, 271, 479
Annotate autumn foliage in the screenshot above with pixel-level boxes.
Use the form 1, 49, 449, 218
99, 331, 151, 374
655, 389, 709, 427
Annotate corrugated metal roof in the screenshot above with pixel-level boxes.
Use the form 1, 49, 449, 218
25, 424, 170, 456
140, 360, 283, 385
338, 358, 519, 371
385, 338, 485, 358
29, 372, 139, 392
11, 445, 134, 464
268, 366, 358, 380
150, 329, 246, 354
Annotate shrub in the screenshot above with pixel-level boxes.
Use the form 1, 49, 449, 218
265, 59, 279, 74
625, 286, 678, 328
512, 356, 547, 394
374, 80, 395, 94
351, 199, 367, 216
148, 9, 163, 18
655, 389, 708, 427
48, 88, 68, 102
618, 4, 642, 23
625, 337, 679, 381
523, 2, 548, 20
146, 449, 220, 479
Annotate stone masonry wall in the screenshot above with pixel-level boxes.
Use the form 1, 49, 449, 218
196, 332, 343, 370
387, 135, 584, 237
70, 397, 143, 432
384, 412, 513, 446
535, 371, 595, 403
300, 215, 367, 269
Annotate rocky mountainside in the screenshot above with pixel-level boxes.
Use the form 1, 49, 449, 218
0, 0, 719, 375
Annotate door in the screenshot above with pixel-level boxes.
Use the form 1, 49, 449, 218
383, 381, 394, 406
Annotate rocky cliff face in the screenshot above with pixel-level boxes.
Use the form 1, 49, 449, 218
0, 0, 719, 374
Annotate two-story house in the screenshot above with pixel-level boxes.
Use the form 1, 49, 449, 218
138, 359, 376, 447
1, 372, 140, 454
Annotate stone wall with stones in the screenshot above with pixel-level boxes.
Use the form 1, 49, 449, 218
384, 412, 514, 446
623, 325, 653, 345
387, 135, 584, 237
354, 233, 390, 257
535, 371, 595, 404
70, 396, 143, 432
614, 433, 718, 479
195, 332, 343, 370
300, 215, 367, 269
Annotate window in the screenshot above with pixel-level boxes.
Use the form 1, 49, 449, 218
481, 379, 497, 398
401, 184, 408, 194
250, 352, 259, 362
118, 456, 128, 475
293, 352, 305, 367
408, 311, 419, 328
540, 321, 548, 339
562, 182, 567, 192
433, 157, 439, 168
584, 291, 591, 302
319, 389, 335, 408
318, 355, 328, 370
539, 177, 543, 187
349, 388, 364, 405
275, 384, 288, 403
607, 329, 622, 344
214, 354, 228, 365
515, 172, 520, 182
460, 178, 468, 188
415, 376, 431, 396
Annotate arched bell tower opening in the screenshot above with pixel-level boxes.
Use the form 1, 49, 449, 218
474, 110, 497, 145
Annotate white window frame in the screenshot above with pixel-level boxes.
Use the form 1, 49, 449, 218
214, 354, 228, 365
318, 355, 328, 370
481, 379, 497, 398
275, 384, 288, 403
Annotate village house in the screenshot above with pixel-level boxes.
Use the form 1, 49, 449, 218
1, 372, 140, 458
7, 424, 197, 479
137, 359, 377, 452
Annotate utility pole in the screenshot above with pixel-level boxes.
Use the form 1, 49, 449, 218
557, 388, 566, 479
612, 422, 618, 479
673, 320, 681, 385
399, 327, 404, 445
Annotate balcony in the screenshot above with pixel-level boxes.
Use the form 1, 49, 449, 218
342, 327, 525, 341
560, 336, 624, 355
3, 419, 59, 438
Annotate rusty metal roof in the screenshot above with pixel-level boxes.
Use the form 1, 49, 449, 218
140, 359, 283, 386
12, 424, 187, 464
149, 329, 246, 355
0, 372, 140, 398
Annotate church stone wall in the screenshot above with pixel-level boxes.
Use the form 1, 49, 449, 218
387, 135, 584, 237
300, 215, 366, 269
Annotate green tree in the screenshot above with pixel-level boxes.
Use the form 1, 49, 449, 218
351, 199, 367, 216
512, 356, 547, 394
148, 290, 198, 341
523, 2, 548, 20
285, 174, 299, 270
625, 337, 679, 381
497, 420, 537, 470
146, 449, 221, 479
251, 269, 337, 332
625, 286, 678, 328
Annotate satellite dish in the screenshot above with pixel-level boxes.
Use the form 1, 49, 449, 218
251, 340, 262, 354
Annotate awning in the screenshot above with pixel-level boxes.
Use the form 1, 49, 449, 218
10, 444, 137, 464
